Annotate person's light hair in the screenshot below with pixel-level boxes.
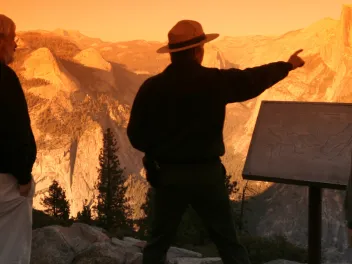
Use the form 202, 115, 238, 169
0, 14, 15, 39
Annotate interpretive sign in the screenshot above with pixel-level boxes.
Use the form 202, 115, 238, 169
242, 100, 352, 189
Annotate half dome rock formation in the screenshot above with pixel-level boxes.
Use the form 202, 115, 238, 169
74, 48, 116, 92
22, 47, 80, 99
320, 4, 352, 100
321, 5, 352, 70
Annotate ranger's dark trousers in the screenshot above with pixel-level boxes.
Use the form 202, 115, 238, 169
142, 161, 251, 264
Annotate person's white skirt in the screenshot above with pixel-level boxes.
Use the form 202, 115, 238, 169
0, 173, 35, 264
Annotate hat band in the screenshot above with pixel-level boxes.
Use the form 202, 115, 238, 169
168, 34, 206, 50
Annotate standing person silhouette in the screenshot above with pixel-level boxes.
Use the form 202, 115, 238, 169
127, 20, 305, 264
0, 14, 37, 264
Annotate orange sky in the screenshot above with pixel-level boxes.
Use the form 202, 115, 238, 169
2, 0, 352, 42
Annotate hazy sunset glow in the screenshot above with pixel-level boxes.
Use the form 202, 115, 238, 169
2, 0, 352, 42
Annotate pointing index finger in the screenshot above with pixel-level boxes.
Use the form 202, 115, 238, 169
293, 49, 303, 56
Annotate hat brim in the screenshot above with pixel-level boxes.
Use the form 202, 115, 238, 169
156, 33, 219, 54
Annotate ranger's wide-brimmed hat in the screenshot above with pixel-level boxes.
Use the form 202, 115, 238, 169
156, 20, 219, 54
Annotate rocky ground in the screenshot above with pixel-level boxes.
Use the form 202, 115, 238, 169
30, 223, 351, 264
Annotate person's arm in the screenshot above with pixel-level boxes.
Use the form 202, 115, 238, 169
127, 79, 151, 152
219, 61, 293, 103
0, 64, 36, 185
218, 49, 305, 104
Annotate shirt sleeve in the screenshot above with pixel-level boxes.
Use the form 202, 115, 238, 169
218, 61, 293, 104
0, 65, 36, 185
127, 79, 151, 153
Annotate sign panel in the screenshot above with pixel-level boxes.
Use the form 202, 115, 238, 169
242, 101, 352, 189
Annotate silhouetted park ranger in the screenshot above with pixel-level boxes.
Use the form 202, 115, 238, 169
127, 20, 305, 264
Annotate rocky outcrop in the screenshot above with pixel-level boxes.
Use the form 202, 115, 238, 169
30, 223, 351, 264
31, 223, 211, 264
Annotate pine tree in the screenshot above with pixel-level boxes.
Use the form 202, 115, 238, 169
76, 199, 92, 224
94, 128, 133, 232
41, 180, 70, 222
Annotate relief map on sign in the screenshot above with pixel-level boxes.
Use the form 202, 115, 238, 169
243, 101, 352, 186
